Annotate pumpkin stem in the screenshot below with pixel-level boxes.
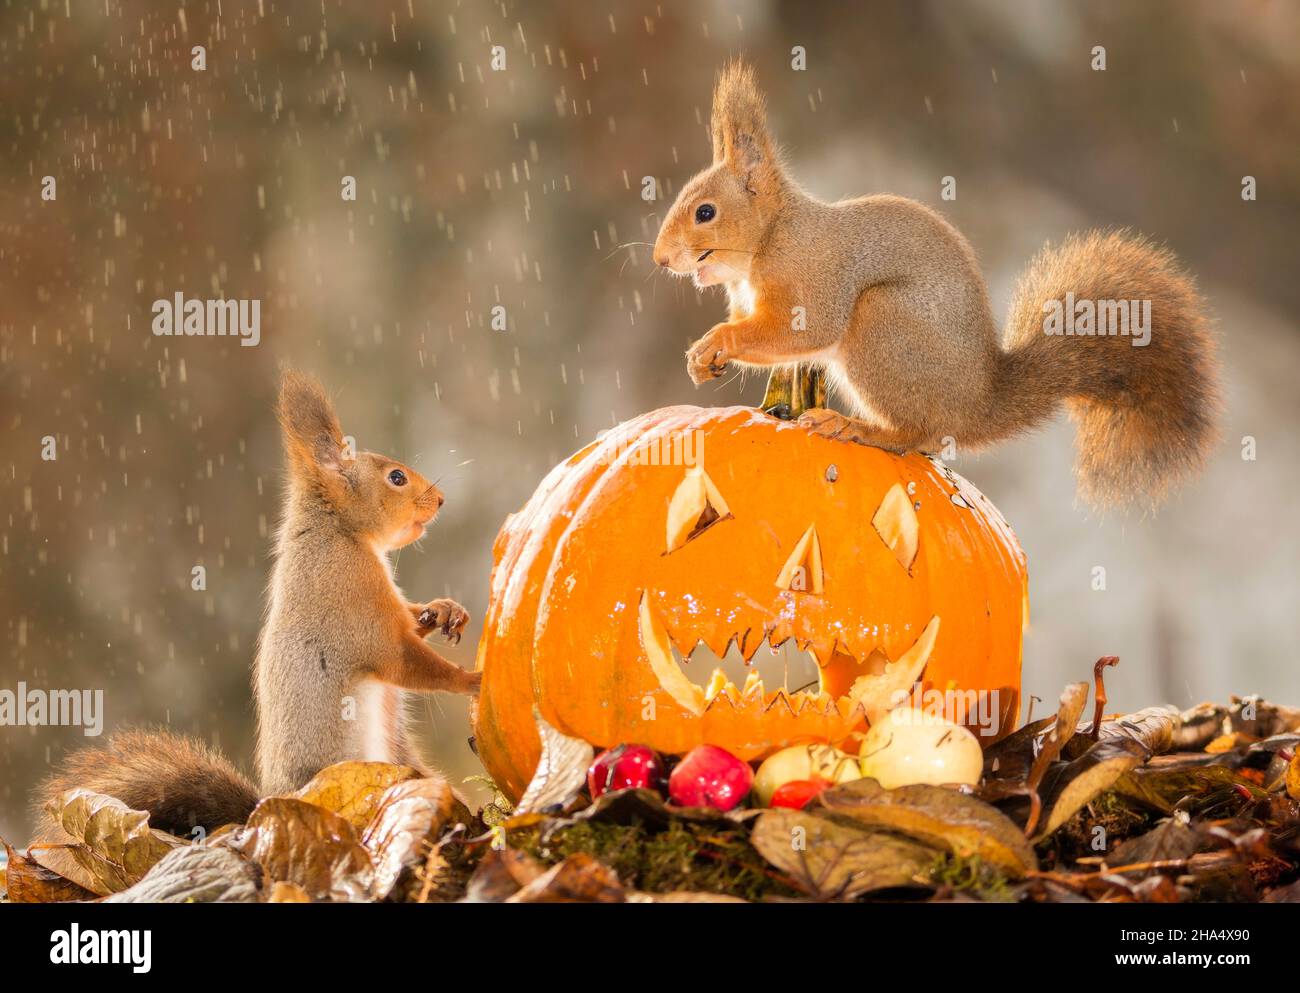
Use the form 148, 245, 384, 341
761, 364, 826, 420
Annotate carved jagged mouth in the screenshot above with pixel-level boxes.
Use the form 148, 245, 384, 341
637, 592, 939, 724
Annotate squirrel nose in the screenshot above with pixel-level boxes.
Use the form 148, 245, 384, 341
653, 251, 670, 268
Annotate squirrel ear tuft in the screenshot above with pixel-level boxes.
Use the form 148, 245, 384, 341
277, 369, 345, 470
710, 59, 774, 181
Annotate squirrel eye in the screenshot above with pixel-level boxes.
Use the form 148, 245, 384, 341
694, 203, 716, 224
387, 469, 408, 487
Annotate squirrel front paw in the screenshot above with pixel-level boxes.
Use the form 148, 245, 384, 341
416, 598, 470, 645
686, 325, 734, 385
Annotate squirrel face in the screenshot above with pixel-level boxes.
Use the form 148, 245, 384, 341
345, 451, 444, 550
654, 166, 760, 288
277, 370, 444, 550
653, 60, 783, 290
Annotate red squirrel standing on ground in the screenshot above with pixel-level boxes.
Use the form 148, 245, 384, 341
35, 371, 479, 836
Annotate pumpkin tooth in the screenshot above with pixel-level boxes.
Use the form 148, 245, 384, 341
638, 592, 705, 716
703, 685, 737, 713
703, 667, 728, 703
741, 671, 765, 700
847, 615, 940, 724
764, 689, 796, 716
809, 638, 837, 669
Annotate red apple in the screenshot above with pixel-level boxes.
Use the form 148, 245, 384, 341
768, 778, 829, 810
668, 744, 753, 811
587, 744, 668, 797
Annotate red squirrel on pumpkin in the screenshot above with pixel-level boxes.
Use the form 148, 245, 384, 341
653, 60, 1221, 508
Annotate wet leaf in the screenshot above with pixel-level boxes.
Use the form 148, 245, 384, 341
816, 778, 1037, 877
267, 881, 312, 903
515, 709, 593, 814
360, 775, 467, 900
751, 809, 936, 900
1104, 815, 1205, 874
463, 848, 547, 903
625, 890, 748, 903
224, 797, 374, 902
25, 844, 106, 897
45, 788, 184, 892
982, 715, 1056, 782
1113, 763, 1266, 816
1024, 682, 1090, 835
105, 845, 261, 903
292, 761, 422, 831
506, 852, 624, 903
1263, 878, 1300, 903
1091, 706, 1179, 758
3, 842, 96, 904
1036, 738, 1148, 839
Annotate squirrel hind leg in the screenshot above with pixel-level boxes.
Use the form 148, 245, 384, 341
796, 408, 920, 453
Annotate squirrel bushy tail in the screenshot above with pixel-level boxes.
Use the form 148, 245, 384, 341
34, 728, 258, 840
995, 230, 1221, 508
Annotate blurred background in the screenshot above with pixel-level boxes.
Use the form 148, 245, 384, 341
2, 0, 1297, 842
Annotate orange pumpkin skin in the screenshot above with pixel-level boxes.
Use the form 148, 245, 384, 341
473, 406, 1028, 801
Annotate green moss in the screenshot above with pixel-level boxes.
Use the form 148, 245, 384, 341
929, 853, 1013, 902
508, 816, 799, 901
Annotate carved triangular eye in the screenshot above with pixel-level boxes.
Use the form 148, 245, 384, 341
775, 524, 824, 593
665, 465, 732, 553
872, 483, 919, 572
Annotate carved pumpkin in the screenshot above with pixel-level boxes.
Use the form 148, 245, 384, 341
473, 405, 1028, 801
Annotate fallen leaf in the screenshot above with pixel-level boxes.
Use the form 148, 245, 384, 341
292, 761, 422, 831
515, 708, 593, 814
1103, 816, 1204, 874
751, 808, 936, 900
1091, 706, 1180, 758
1287, 752, 1300, 801
1263, 878, 1300, 903
625, 890, 748, 903
506, 853, 624, 903
45, 789, 184, 892
267, 881, 312, 903
224, 797, 374, 902
1114, 763, 1266, 816
360, 775, 467, 899
463, 848, 547, 903
105, 844, 261, 903
1035, 738, 1148, 839
24, 844, 106, 897
816, 778, 1037, 878
1024, 682, 1090, 835
3, 842, 96, 903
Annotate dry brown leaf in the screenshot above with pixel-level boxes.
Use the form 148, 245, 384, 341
817, 778, 1038, 877
267, 881, 313, 903
224, 797, 374, 902
45, 788, 184, 892
1035, 738, 1148, 839
1286, 752, 1300, 801
751, 808, 936, 900
1024, 682, 1090, 836
506, 853, 624, 903
463, 848, 548, 903
3, 841, 97, 903
360, 775, 466, 899
515, 708, 593, 814
291, 761, 422, 831
105, 844, 261, 903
